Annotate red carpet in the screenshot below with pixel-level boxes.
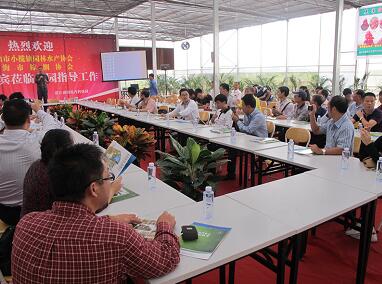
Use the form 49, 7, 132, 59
142, 145, 382, 283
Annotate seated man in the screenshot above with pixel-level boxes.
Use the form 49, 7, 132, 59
351, 92, 382, 132
343, 88, 353, 106
12, 144, 180, 283
309, 96, 354, 155
290, 90, 309, 121
319, 89, 330, 109
0, 99, 57, 225
272, 86, 294, 118
119, 86, 140, 108
230, 82, 242, 106
311, 94, 327, 119
232, 94, 268, 137
195, 88, 213, 108
348, 89, 364, 118
379, 90, 382, 111
129, 89, 157, 114
359, 128, 382, 163
210, 94, 233, 128
169, 88, 199, 121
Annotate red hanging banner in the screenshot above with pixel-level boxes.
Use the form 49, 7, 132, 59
0, 32, 118, 100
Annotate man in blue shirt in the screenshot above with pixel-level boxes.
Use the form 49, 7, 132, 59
232, 94, 268, 137
149, 73, 158, 96
309, 96, 354, 155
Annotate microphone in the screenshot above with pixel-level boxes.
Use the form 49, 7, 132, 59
135, 98, 143, 108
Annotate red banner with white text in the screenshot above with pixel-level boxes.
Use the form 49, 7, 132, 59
0, 32, 118, 100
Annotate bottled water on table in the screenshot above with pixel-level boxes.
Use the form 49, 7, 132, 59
317, 115, 321, 126
54, 112, 58, 121
230, 127, 237, 143
192, 117, 199, 131
60, 117, 65, 127
376, 157, 382, 182
287, 139, 294, 160
147, 162, 156, 190
341, 148, 351, 170
92, 131, 99, 146
203, 186, 214, 220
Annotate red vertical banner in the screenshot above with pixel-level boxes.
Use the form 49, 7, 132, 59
0, 32, 118, 100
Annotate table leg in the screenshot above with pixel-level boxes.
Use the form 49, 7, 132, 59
250, 154, 255, 187
356, 200, 376, 284
185, 279, 192, 284
239, 153, 243, 186
219, 265, 226, 284
161, 128, 166, 152
228, 262, 236, 284
277, 239, 287, 284
244, 154, 248, 188
289, 234, 301, 284
258, 156, 263, 185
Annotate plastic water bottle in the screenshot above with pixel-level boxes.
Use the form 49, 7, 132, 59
203, 186, 214, 220
192, 117, 199, 131
147, 162, 156, 190
166, 113, 170, 126
341, 148, 351, 170
230, 127, 237, 143
376, 157, 382, 182
287, 139, 294, 160
92, 131, 99, 146
137, 108, 140, 117
359, 123, 363, 130
60, 116, 65, 127
46, 108, 50, 114
54, 112, 58, 121
317, 115, 321, 126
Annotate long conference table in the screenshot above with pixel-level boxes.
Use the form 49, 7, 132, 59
60, 101, 381, 284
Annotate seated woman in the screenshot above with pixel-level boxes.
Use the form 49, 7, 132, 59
21, 129, 74, 216
129, 89, 157, 114
168, 88, 199, 121
210, 94, 233, 128
118, 86, 139, 108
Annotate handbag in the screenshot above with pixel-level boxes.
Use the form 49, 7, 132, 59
362, 157, 376, 170
0, 226, 15, 276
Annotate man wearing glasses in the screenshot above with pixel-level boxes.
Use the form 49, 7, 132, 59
12, 144, 179, 283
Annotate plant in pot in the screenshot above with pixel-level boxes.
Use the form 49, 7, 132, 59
66, 109, 94, 131
48, 104, 73, 120
156, 135, 228, 201
112, 123, 156, 165
80, 111, 117, 147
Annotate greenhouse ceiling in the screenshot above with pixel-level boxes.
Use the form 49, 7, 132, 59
0, 0, 380, 41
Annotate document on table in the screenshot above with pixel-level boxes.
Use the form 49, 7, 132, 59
105, 140, 136, 177
110, 186, 139, 204
250, 137, 279, 144
294, 147, 313, 155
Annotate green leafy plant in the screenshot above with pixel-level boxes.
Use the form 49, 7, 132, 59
80, 111, 117, 147
48, 104, 73, 120
156, 136, 228, 200
307, 74, 331, 90
289, 75, 301, 91
157, 75, 181, 95
66, 109, 93, 131
255, 74, 279, 90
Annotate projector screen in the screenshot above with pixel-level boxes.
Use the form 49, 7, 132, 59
100, 51, 147, 81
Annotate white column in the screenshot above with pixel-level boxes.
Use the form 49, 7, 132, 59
318, 14, 322, 78
236, 28, 239, 81
151, 0, 157, 78
115, 17, 121, 98
332, 0, 344, 96
200, 36, 203, 74
213, 0, 220, 96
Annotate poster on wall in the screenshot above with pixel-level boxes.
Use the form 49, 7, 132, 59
357, 4, 382, 56
0, 32, 118, 100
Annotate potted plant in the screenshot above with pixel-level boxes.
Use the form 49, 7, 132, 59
156, 135, 228, 201
80, 111, 117, 147
112, 123, 156, 164
48, 104, 72, 120
66, 109, 94, 131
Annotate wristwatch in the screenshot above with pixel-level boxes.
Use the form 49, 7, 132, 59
322, 149, 326, 155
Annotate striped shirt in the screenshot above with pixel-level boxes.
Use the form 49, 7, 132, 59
347, 101, 363, 118
319, 113, 354, 152
237, 108, 268, 138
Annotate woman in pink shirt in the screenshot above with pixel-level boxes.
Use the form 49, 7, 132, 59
129, 89, 157, 114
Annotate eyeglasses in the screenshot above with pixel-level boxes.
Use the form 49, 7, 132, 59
84, 172, 115, 189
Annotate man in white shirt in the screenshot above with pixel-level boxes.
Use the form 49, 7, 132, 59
118, 86, 140, 108
272, 86, 294, 119
0, 99, 58, 225
210, 94, 233, 128
230, 82, 242, 107
347, 89, 364, 118
220, 83, 236, 109
169, 88, 199, 121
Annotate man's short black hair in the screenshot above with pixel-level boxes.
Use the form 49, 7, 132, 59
242, 94, 257, 108
354, 89, 365, 98
278, 86, 289, 96
312, 94, 324, 107
195, 88, 203, 95
315, 86, 324, 91
188, 89, 195, 96
127, 86, 137, 96
9, 92, 25, 100
343, 88, 352, 96
320, 89, 329, 99
379, 90, 382, 96
364, 92, 376, 99
41, 129, 74, 165
141, 88, 150, 98
0, 94, 7, 102
179, 88, 189, 95
149, 73, 154, 78
2, 99, 31, 127
48, 144, 104, 203
329, 95, 348, 114
214, 94, 227, 103
220, 83, 229, 92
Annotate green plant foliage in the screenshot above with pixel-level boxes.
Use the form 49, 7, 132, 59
157, 75, 181, 95
80, 111, 117, 147
156, 135, 228, 200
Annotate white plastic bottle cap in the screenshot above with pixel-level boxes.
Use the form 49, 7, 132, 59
93, 131, 97, 134
344, 148, 349, 151
205, 186, 212, 192
290, 139, 294, 142
149, 162, 155, 167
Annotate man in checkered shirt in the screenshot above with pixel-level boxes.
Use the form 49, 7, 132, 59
12, 144, 180, 284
